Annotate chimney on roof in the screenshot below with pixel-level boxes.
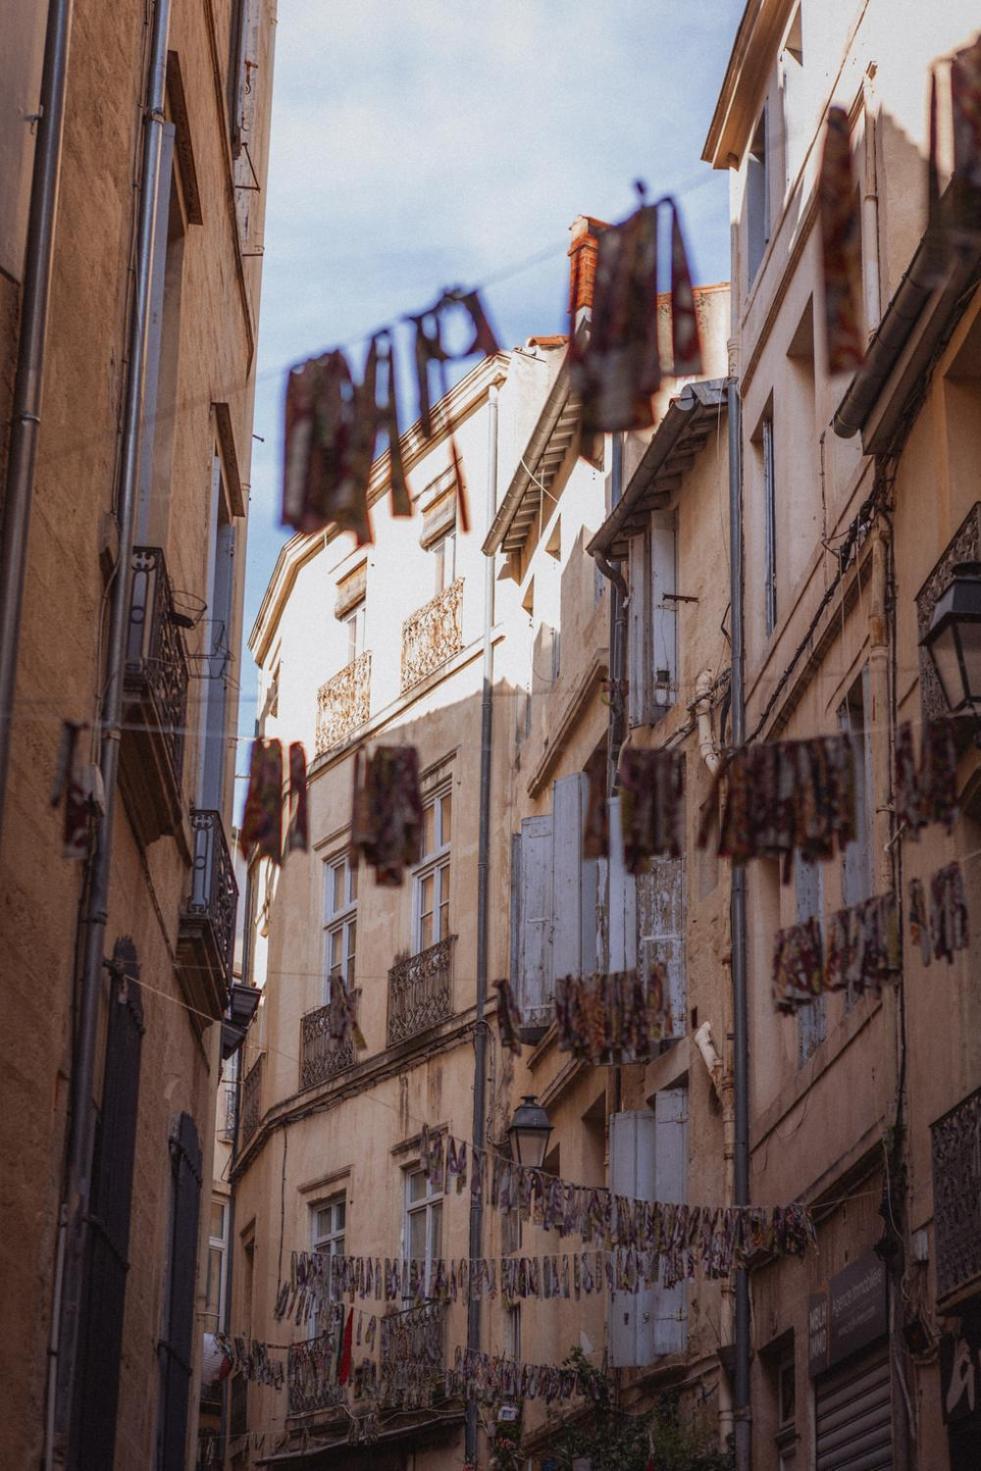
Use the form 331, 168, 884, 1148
568, 215, 607, 328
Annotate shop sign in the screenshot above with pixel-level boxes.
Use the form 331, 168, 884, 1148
808, 1252, 887, 1376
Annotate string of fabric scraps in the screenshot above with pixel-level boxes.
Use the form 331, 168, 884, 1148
349, 744, 423, 885
448, 1345, 589, 1407
554, 966, 675, 1063
892, 718, 960, 837
908, 862, 970, 965
239, 738, 309, 863
213, 1332, 285, 1389
772, 893, 900, 1014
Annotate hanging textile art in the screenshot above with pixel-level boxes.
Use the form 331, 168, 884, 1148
285, 741, 309, 854
554, 966, 673, 1062
618, 746, 685, 870
773, 894, 899, 1010
494, 977, 523, 1056
570, 194, 703, 434
893, 718, 959, 837
349, 745, 423, 885
818, 106, 865, 373
239, 738, 284, 862
926, 862, 970, 964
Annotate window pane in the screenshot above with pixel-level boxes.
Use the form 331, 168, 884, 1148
430, 1201, 442, 1260
423, 802, 436, 857
210, 1201, 225, 1239
347, 920, 356, 975
420, 872, 434, 914
349, 862, 358, 903
316, 1207, 332, 1238
409, 1210, 427, 1261
333, 1199, 345, 1230
330, 929, 343, 970
206, 1245, 223, 1318
332, 863, 345, 914
420, 912, 433, 950
409, 1170, 426, 1203
440, 792, 451, 845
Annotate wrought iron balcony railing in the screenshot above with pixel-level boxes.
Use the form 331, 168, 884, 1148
379, 1302, 447, 1409
387, 936, 455, 1047
932, 1084, 981, 1306
239, 1054, 264, 1149
217, 1082, 238, 1144
315, 650, 371, 755
299, 997, 358, 1090
400, 578, 463, 692
287, 1320, 346, 1416
177, 809, 239, 1022
120, 546, 189, 843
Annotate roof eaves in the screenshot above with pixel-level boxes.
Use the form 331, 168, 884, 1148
587, 378, 728, 560
702, 0, 793, 167
482, 356, 574, 557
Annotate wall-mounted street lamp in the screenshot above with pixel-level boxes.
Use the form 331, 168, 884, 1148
922, 561, 981, 738
507, 1095, 552, 1171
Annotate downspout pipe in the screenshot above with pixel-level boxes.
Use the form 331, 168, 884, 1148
727, 376, 751, 1471
0, 0, 75, 836
52, 1, 172, 1459
466, 382, 498, 1467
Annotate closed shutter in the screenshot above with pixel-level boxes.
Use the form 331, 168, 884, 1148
514, 814, 553, 1023
649, 511, 677, 717
609, 1110, 657, 1367
636, 856, 685, 1040
73, 940, 145, 1470
815, 1347, 892, 1471
652, 1087, 688, 1356
552, 772, 598, 982
606, 797, 637, 972
627, 533, 649, 727
158, 1112, 203, 1471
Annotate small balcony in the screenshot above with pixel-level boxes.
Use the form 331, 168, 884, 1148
299, 996, 360, 1090
387, 936, 455, 1047
287, 1327, 346, 1417
177, 809, 239, 1021
931, 1084, 981, 1307
217, 1082, 238, 1144
119, 546, 190, 846
315, 650, 371, 755
239, 1053, 263, 1150
400, 578, 463, 692
379, 1302, 447, 1408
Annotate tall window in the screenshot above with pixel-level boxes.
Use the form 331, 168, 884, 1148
762, 412, 777, 634
415, 788, 451, 952
432, 529, 457, 595
205, 1197, 228, 1329
311, 1194, 346, 1331
404, 1167, 442, 1297
345, 599, 366, 663
323, 854, 358, 999
794, 851, 826, 1063
840, 673, 873, 903
747, 106, 770, 283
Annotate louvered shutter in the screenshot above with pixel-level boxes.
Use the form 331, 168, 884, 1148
609, 1110, 657, 1366
552, 773, 598, 982
636, 856, 685, 1040
606, 797, 637, 971
652, 1087, 688, 1356
649, 511, 678, 718
627, 534, 649, 727
73, 941, 144, 1470
158, 1112, 203, 1471
515, 814, 553, 1023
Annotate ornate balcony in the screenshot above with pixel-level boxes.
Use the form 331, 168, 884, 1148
287, 1323, 346, 1417
379, 1302, 447, 1408
239, 1053, 263, 1149
299, 997, 359, 1090
931, 1085, 981, 1306
400, 578, 463, 692
315, 650, 372, 755
119, 546, 190, 845
177, 809, 239, 1021
387, 936, 455, 1047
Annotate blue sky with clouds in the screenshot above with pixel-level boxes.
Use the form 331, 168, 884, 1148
239, 0, 744, 758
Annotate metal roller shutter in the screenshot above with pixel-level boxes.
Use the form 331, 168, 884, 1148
815, 1346, 893, 1471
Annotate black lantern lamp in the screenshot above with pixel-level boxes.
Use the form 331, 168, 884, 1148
922, 562, 981, 731
507, 1095, 552, 1170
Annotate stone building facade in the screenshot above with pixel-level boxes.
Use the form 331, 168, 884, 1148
0, 1, 275, 1467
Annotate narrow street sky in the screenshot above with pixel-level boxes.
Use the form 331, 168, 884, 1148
239, 0, 744, 764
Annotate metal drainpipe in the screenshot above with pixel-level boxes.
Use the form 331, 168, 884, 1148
0, 0, 75, 836
727, 377, 751, 1471
51, 1, 172, 1458
465, 382, 499, 1466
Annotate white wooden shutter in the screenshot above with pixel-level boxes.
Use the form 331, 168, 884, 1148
552, 773, 598, 982
609, 1110, 657, 1367
606, 797, 636, 972
516, 814, 553, 1023
636, 857, 685, 1041
649, 511, 678, 717
652, 1087, 688, 1355
627, 534, 648, 728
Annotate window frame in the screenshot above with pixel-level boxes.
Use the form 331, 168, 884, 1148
345, 598, 367, 664
413, 786, 452, 954
205, 1196, 229, 1329
310, 1192, 346, 1333
762, 411, 777, 635
322, 852, 358, 1002
431, 528, 457, 596
747, 103, 771, 284
403, 1166, 443, 1299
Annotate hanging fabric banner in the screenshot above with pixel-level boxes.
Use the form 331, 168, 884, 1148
818, 106, 865, 373
239, 738, 284, 863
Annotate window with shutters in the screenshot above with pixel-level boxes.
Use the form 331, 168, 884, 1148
793, 851, 826, 1062
747, 106, 771, 283
636, 855, 685, 1044
205, 1198, 228, 1330
72, 941, 144, 1469
198, 454, 236, 811
414, 787, 451, 953
310, 1195, 346, 1335
158, 1113, 203, 1471
627, 514, 678, 726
